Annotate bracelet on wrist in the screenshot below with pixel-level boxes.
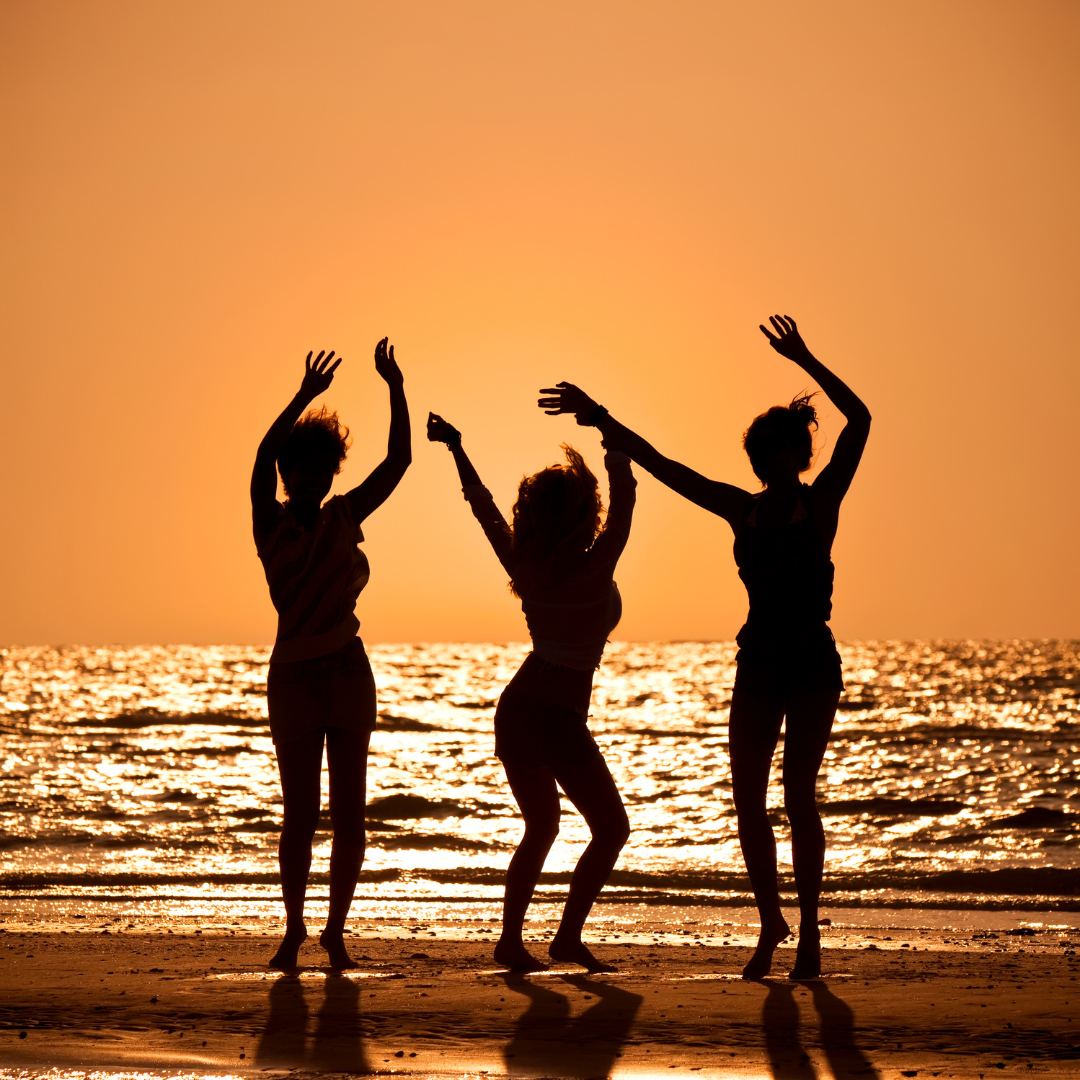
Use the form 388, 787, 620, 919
586, 405, 609, 427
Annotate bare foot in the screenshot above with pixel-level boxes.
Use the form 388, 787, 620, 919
789, 927, 821, 979
494, 939, 549, 973
269, 925, 307, 970
741, 917, 791, 980
319, 929, 359, 970
549, 937, 617, 974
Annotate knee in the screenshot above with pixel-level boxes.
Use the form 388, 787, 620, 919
329, 806, 366, 847
281, 809, 320, 844
523, 817, 560, 850
593, 808, 630, 851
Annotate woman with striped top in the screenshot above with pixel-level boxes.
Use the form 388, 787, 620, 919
252, 338, 411, 969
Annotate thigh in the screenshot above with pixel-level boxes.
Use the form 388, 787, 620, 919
503, 761, 562, 831
728, 686, 786, 805
325, 727, 372, 814
552, 756, 628, 834
781, 688, 841, 796
276, 728, 327, 819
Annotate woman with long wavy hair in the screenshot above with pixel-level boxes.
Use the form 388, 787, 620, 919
427, 413, 635, 973
539, 316, 870, 979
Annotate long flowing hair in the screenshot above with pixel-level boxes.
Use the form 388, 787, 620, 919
509, 445, 603, 595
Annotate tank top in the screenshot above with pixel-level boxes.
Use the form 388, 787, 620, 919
520, 584, 623, 671
732, 484, 834, 642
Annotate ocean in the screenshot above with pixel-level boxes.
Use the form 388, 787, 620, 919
1, 640, 1078, 934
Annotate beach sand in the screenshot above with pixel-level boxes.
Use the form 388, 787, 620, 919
1, 925, 1078, 1078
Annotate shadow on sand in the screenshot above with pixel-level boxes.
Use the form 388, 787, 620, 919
254, 972, 370, 1073
501, 971, 644, 1078
761, 978, 880, 1079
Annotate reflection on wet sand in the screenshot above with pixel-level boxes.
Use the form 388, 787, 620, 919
501, 972, 643, 1078
761, 979, 880, 1080
255, 973, 370, 1073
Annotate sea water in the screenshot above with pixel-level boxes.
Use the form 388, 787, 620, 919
1, 641, 1077, 929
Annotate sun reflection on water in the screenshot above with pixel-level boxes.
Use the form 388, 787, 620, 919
1, 640, 1077, 918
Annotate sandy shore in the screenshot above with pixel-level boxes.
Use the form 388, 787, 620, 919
1, 927, 1078, 1078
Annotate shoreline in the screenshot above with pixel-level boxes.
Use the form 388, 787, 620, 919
2, 926, 1079, 1078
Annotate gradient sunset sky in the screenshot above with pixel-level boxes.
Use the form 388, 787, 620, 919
2, 1, 1078, 644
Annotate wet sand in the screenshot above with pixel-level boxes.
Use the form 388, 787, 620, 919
1, 928, 1078, 1078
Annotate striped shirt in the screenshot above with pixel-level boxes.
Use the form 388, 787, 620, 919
257, 495, 370, 663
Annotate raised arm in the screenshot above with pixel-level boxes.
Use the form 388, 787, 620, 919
252, 350, 342, 545
538, 382, 751, 529
759, 315, 871, 506
345, 338, 412, 524
589, 450, 637, 568
427, 413, 514, 574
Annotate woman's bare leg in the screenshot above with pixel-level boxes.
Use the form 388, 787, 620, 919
548, 756, 630, 973
781, 688, 840, 979
497, 763, 561, 972
320, 727, 372, 969
271, 729, 326, 969
729, 686, 790, 979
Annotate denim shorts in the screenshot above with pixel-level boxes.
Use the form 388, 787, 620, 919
266, 637, 377, 746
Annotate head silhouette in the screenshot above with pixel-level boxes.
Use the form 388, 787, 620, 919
277, 406, 351, 506
510, 445, 602, 589
743, 393, 819, 486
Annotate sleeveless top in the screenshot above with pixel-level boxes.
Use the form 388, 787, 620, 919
732, 484, 834, 643
256, 494, 370, 663
520, 584, 623, 672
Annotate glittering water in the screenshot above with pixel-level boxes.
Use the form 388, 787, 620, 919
1, 641, 1077, 918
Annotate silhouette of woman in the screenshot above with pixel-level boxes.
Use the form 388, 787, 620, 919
252, 339, 411, 970
427, 413, 635, 973
539, 316, 870, 979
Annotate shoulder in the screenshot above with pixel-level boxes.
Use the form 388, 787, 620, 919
326, 495, 365, 542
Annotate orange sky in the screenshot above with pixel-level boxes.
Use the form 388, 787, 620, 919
1, 0, 1078, 644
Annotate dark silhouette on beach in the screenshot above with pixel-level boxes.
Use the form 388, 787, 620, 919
428, 412, 635, 973
251, 339, 411, 970
539, 315, 870, 979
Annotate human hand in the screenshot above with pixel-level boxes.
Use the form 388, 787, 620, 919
537, 382, 602, 425
426, 412, 462, 446
374, 337, 404, 386
298, 349, 343, 401
759, 315, 812, 361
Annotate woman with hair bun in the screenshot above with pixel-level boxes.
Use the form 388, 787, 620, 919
427, 413, 636, 973
539, 316, 870, 979
251, 338, 411, 970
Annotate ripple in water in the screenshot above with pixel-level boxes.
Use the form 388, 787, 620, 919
1, 641, 1077, 914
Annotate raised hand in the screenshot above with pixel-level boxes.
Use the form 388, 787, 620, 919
759, 315, 812, 362
298, 350, 343, 401
426, 412, 462, 446
537, 382, 601, 425
374, 337, 404, 386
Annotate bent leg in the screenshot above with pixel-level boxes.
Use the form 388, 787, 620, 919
548, 756, 630, 973
272, 728, 326, 968
497, 762, 561, 972
729, 686, 789, 979
321, 726, 372, 969
782, 687, 840, 978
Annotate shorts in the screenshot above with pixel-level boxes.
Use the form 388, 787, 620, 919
494, 651, 602, 769
733, 624, 844, 697
266, 637, 377, 746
